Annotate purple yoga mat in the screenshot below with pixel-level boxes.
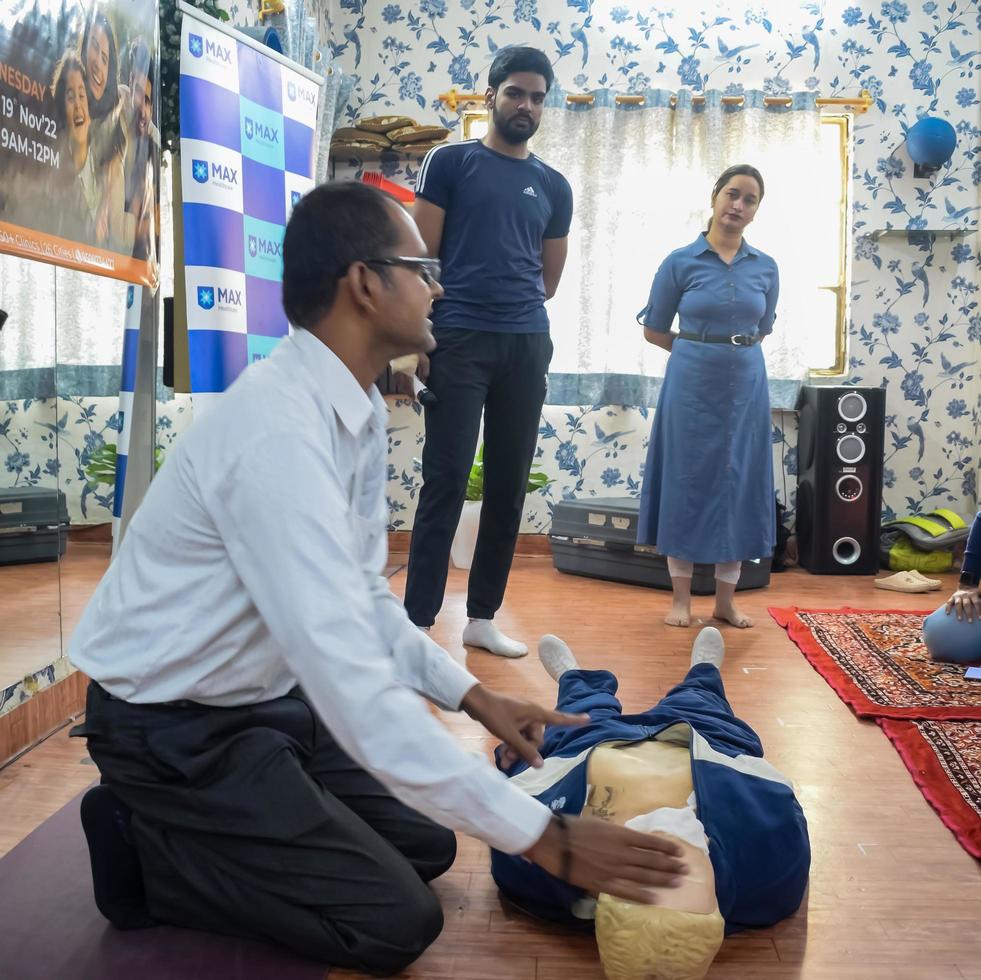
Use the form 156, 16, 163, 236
0, 790, 329, 980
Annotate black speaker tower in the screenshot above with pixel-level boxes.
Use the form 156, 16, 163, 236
796, 385, 885, 575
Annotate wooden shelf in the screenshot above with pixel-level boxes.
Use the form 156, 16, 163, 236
869, 227, 975, 240
329, 143, 446, 162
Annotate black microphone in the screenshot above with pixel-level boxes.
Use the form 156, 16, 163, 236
411, 374, 438, 406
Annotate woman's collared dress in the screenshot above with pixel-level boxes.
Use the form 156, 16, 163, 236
637, 234, 779, 564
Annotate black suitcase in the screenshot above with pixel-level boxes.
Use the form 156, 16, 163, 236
0, 486, 70, 565
549, 497, 770, 595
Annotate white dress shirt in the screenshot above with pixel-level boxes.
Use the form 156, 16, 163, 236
70, 328, 550, 854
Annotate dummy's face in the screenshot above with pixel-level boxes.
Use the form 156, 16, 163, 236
85, 25, 110, 102
64, 69, 91, 148
487, 72, 547, 144
371, 204, 442, 355
711, 175, 761, 234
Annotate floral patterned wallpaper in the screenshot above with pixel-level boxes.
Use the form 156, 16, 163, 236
324, 0, 980, 529
1, 395, 192, 525
2, 0, 978, 532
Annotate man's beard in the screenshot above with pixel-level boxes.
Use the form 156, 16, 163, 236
492, 106, 538, 145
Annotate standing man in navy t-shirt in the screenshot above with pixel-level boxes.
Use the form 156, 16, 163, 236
404, 46, 573, 657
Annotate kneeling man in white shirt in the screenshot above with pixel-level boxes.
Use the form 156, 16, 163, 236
69, 182, 687, 975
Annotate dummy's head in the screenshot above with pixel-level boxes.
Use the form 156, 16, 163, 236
595, 896, 725, 980
282, 183, 441, 358
707, 164, 764, 234
486, 46, 552, 145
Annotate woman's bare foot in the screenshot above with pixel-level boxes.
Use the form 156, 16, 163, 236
712, 603, 754, 629
665, 602, 692, 627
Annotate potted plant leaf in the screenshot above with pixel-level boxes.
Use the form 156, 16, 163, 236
84, 444, 165, 488
449, 444, 552, 570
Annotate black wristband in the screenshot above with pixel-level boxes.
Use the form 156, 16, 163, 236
959, 570, 980, 588
553, 812, 573, 882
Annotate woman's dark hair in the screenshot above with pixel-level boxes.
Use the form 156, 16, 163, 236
488, 45, 553, 93
707, 164, 765, 231
78, 9, 119, 122
282, 182, 403, 328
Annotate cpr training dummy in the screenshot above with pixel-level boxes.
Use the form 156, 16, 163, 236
491, 628, 810, 980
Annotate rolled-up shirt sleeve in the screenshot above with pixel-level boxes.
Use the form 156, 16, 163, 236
207, 429, 551, 855
637, 254, 682, 332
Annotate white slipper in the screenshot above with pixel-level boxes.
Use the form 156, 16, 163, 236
907, 569, 943, 590
874, 571, 935, 593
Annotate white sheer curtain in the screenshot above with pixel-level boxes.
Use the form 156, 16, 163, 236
533, 89, 825, 409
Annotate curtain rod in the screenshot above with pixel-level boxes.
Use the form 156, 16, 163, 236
438, 89, 872, 113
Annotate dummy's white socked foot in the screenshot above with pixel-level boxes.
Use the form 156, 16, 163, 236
538, 634, 579, 681
462, 619, 528, 658
690, 626, 725, 670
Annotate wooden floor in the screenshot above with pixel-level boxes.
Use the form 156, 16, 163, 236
1, 557, 979, 980
0, 538, 111, 690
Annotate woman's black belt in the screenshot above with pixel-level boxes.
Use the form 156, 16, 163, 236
677, 331, 761, 346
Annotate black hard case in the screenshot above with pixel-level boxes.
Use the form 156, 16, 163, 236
0, 486, 70, 565
549, 497, 770, 595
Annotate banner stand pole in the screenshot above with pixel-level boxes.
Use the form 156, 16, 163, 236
117, 286, 158, 543
115, 12, 164, 548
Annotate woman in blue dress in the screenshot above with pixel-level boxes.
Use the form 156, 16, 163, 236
638, 165, 779, 630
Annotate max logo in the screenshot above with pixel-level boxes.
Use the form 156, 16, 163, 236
287, 81, 315, 106
249, 236, 282, 259
213, 163, 238, 184
244, 117, 279, 143
198, 286, 241, 309
206, 40, 232, 62
126, 286, 135, 308
189, 34, 231, 62
193, 160, 239, 185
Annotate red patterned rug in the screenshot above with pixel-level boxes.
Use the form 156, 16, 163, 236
879, 719, 981, 859
769, 607, 981, 721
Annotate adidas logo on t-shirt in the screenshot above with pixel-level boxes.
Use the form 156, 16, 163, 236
522, 186, 537, 197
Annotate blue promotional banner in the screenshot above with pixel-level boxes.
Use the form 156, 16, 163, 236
178, 6, 320, 405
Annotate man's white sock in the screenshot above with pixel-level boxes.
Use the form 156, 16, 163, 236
462, 619, 528, 658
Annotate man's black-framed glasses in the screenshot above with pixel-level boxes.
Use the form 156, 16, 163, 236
362, 256, 442, 286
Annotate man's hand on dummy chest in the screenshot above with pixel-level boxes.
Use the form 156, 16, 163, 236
460, 684, 587, 769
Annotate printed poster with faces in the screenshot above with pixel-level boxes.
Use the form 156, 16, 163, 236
179, 7, 320, 399
0, 0, 160, 284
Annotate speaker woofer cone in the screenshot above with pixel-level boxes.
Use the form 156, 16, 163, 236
836, 434, 866, 464
832, 536, 861, 565
838, 392, 868, 422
